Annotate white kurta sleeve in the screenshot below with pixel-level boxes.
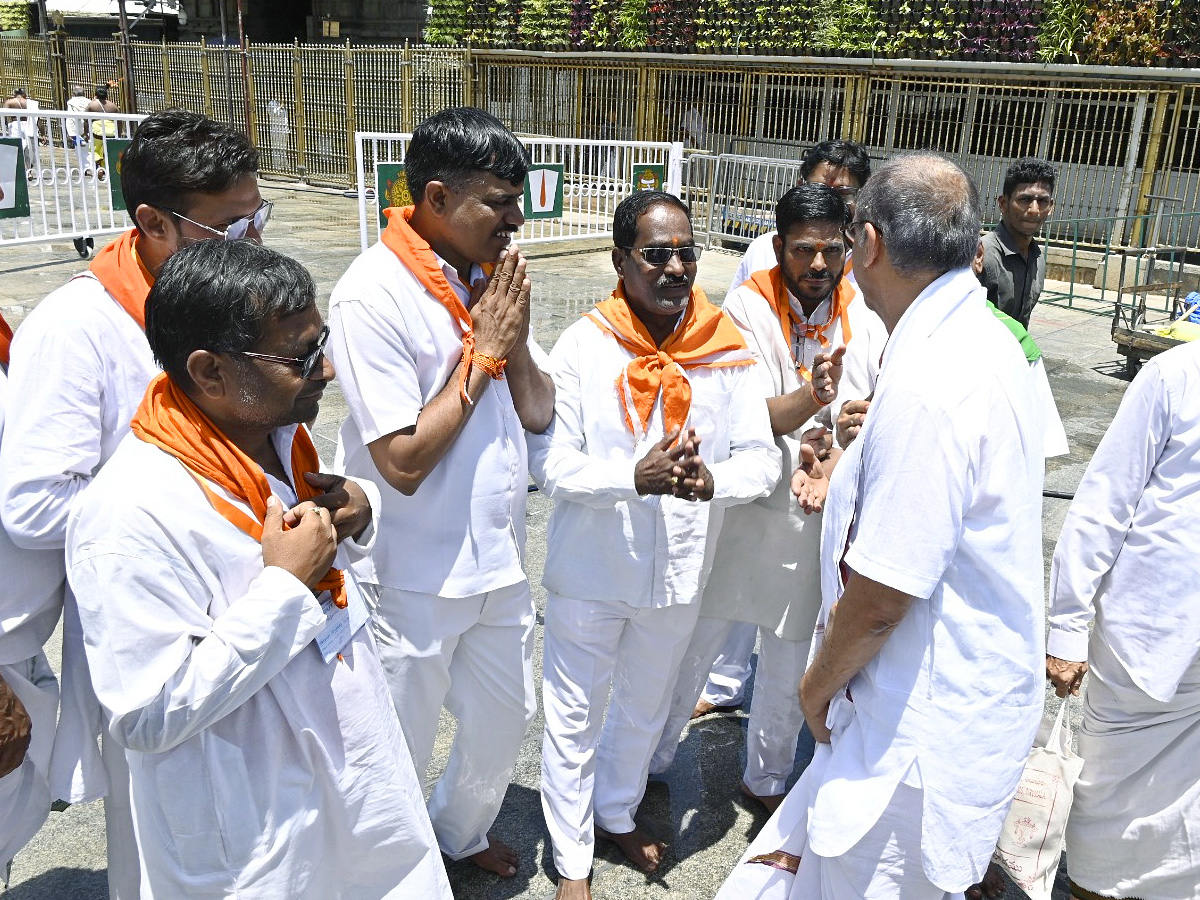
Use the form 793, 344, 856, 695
707, 364, 781, 506
528, 330, 641, 508
69, 544, 327, 755
327, 296, 425, 444
1047, 362, 1171, 662
0, 321, 106, 550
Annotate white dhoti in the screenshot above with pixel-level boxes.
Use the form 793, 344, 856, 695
717, 747, 964, 900
0, 653, 57, 867
651, 615, 810, 797
371, 581, 536, 860
699, 621, 757, 707
541, 593, 701, 880
1065, 632, 1200, 900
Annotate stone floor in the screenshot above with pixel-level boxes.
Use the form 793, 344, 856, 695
0, 181, 1133, 899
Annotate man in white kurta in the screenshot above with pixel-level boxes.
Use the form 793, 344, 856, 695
529, 191, 780, 899
701, 139, 873, 716
327, 107, 555, 878
651, 182, 887, 808
717, 154, 1045, 900
67, 239, 451, 900
0, 108, 267, 900
0, 331, 63, 872
1047, 338, 1200, 900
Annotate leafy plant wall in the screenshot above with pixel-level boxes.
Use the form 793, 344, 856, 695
426, 0, 1200, 66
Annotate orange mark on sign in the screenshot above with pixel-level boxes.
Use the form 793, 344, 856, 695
539, 171, 547, 207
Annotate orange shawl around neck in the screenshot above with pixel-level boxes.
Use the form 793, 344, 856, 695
745, 266, 853, 383
0, 311, 12, 368
130, 373, 347, 608
380, 205, 479, 403
588, 283, 754, 440
89, 228, 155, 331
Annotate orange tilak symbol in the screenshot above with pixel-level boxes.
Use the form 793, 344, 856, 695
539, 171, 547, 207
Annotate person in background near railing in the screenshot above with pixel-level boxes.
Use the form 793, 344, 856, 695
65, 84, 91, 175
730, 139, 872, 294
87, 83, 120, 173
528, 190, 780, 900
716, 153, 1045, 900
696, 138, 875, 725
2, 88, 39, 173
326, 107, 555, 880
977, 157, 1056, 330
0, 108, 269, 900
648, 182, 883, 815
1045, 335, 1200, 900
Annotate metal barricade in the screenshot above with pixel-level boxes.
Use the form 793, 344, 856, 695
355, 131, 684, 252
0, 109, 145, 257
702, 152, 802, 249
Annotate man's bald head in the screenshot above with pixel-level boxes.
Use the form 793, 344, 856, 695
855, 153, 979, 278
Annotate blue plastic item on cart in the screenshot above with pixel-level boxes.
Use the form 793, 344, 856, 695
1184, 291, 1200, 324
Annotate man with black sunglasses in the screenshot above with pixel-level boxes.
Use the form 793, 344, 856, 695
529, 190, 778, 900
0, 107, 296, 900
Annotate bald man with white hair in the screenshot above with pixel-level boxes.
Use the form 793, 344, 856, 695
717, 154, 1046, 900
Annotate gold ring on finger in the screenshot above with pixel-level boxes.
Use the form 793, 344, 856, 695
671, 475, 679, 485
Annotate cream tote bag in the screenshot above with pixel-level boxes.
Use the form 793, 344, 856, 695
992, 696, 1084, 900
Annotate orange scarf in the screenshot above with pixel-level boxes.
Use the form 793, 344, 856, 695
0, 311, 12, 368
89, 228, 155, 331
380, 206, 478, 403
745, 266, 853, 383
588, 284, 754, 440
130, 373, 347, 608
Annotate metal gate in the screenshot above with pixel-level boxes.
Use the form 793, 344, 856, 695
355, 131, 684, 252
0, 109, 145, 256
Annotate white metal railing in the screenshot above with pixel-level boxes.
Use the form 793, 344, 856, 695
355, 131, 684, 252
0, 110, 145, 256
701, 153, 803, 248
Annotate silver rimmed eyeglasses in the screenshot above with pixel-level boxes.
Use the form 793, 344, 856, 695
165, 198, 273, 242
235, 325, 329, 379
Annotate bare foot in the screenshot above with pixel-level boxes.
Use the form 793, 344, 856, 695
966, 862, 1006, 899
740, 780, 785, 814
691, 699, 740, 720
596, 825, 666, 874
555, 876, 593, 900
467, 836, 518, 877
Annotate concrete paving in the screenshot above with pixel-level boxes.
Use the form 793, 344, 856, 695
0, 181, 1136, 899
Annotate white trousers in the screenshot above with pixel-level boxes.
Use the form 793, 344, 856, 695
700, 620, 757, 706
373, 581, 536, 860
651, 616, 810, 796
0, 654, 57, 867
541, 593, 701, 880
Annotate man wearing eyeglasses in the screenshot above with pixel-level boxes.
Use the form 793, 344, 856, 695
977, 157, 1056, 329
650, 182, 886, 813
65, 240, 452, 900
0, 107, 280, 900
528, 190, 778, 900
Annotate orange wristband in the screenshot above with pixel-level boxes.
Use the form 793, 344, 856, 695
472, 352, 507, 380
810, 384, 831, 407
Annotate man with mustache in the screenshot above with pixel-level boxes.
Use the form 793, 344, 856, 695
65, 240, 452, 899
977, 157, 1056, 329
651, 182, 884, 812
326, 107, 554, 879
528, 190, 779, 900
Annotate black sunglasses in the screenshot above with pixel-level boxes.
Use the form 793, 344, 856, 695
622, 245, 704, 265
235, 325, 329, 379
